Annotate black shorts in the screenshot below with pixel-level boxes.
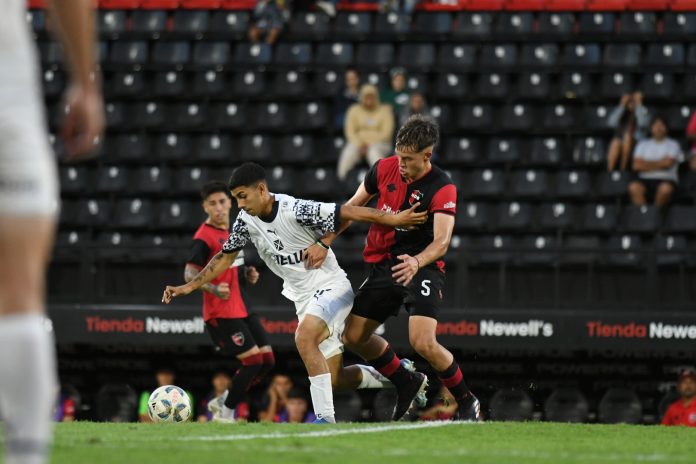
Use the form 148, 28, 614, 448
352, 260, 445, 324
205, 313, 270, 357
637, 178, 677, 201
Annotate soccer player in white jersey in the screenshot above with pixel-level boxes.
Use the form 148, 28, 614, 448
162, 162, 428, 423
0, 1, 104, 464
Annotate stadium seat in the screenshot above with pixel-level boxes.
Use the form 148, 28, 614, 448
518, 235, 559, 265
289, 12, 330, 38
295, 101, 329, 130
374, 12, 410, 36
59, 166, 92, 195
397, 43, 436, 68
645, 43, 685, 67
271, 71, 308, 98
233, 70, 266, 97
663, 12, 696, 37
54, 230, 90, 262
130, 10, 167, 36
596, 171, 630, 199
333, 12, 372, 38
240, 135, 273, 163
110, 71, 147, 97
480, 44, 518, 67
452, 12, 494, 38
537, 12, 575, 36
210, 10, 249, 36
620, 205, 660, 233
110, 133, 151, 163
95, 232, 137, 261
412, 12, 452, 34
172, 10, 210, 37
274, 43, 312, 65
191, 70, 225, 97
664, 105, 692, 132
457, 104, 494, 130
585, 105, 612, 131
559, 71, 592, 99
429, 104, 453, 131
562, 43, 601, 66
105, 102, 127, 130
129, 101, 166, 129
578, 12, 615, 35
302, 168, 339, 198
562, 235, 600, 265
133, 166, 172, 194
655, 235, 688, 266
172, 102, 207, 130
497, 201, 532, 231
153, 71, 186, 97
517, 72, 550, 100
476, 235, 515, 265
488, 388, 534, 421
572, 137, 605, 166
311, 70, 341, 97
543, 104, 577, 130
98, 10, 127, 37
521, 44, 559, 67
603, 44, 642, 68
581, 203, 618, 233
110, 41, 148, 65
488, 137, 521, 164
529, 137, 563, 166
556, 170, 591, 199
664, 205, 696, 233
267, 165, 298, 193
96, 166, 130, 193
174, 167, 213, 194
641, 72, 674, 99
539, 202, 576, 231
235, 43, 271, 65
457, 201, 490, 231
114, 198, 154, 229
501, 103, 534, 131
253, 102, 289, 131
476, 72, 510, 99
496, 12, 534, 35
26, 9, 46, 34
196, 134, 232, 162
604, 235, 642, 267
279, 135, 313, 164
315, 42, 354, 66
683, 74, 696, 99
355, 43, 393, 68
154, 133, 191, 162
158, 200, 197, 229
598, 388, 643, 424
510, 169, 548, 199
75, 199, 111, 227
544, 387, 589, 423
618, 11, 657, 36
444, 137, 480, 165
437, 44, 476, 69
212, 102, 246, 130
435, 73, 469, 99
152, 41, 191, 65
469, 169, 505, 198
192, 42, 231, 66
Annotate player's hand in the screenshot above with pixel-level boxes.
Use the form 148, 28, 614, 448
162, 284, 193, 304
245, 266, 260, 285
391, 254, 420, 286
391, 202, 428, 229
61, 83, 105, 160
215, 282, 230, 300
303, 243, 329, 270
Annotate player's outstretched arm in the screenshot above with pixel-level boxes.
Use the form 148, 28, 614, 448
392, 213, 454, 286
184, 264, 230, 300
162, 251, 236, 303
339, 202, 427, 228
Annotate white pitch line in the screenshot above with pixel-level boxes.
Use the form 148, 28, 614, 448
183, 420, 471, 442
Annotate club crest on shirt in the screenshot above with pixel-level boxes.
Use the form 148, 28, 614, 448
231, 332, 245, 347
409, 190, 423, 206
266, 229, 284, 251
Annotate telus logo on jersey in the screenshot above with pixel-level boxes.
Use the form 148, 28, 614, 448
271, 249, 305, 266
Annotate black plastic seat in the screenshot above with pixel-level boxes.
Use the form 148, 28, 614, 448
272, 70, 309, 98
578, 12, 614, 35
114, 198, 153, 229
497, 201, 532, 231
295, 101, 329, 130
476, 72, 509, 99
688, 44, 696, 66
521, 44, 559, 67
604, 44, 642, 68
240, 135, 273, 163
556, 170, 591, 199
606, 235, 643, 266
26, 9, 46, 34
469, 169, 505, 198
254, 102, 289, 131
572, 137, 605, 166
596, 171, 630, 199
210, 10, 249, 36
110, 71, 147, 97
54, 230, 89, 262
397, 44, 435, 68
191, 70, 225, 97
435, 73, 469, 99
59, 166, 92, 195
196, 134, 232, 162
374, 12, 410, 36
488, 137, 520, 164
537, 12, 574, 36
645, 43, 684, 66
356, 43, 394, 68
274, 43, 312, 65
154, 133, 191, 162
663, 12, 696, 36
480, 44, 518, 67
302, 168, 338, 198
313, 70, 343, 97
315, 43, 353, 66
130, 10, 167, 36
618, 12, 656, 36
333, 12, 372, 38
457, 104, 494, 130
129, 101, 165, 129
510, 169, 548, 199
539, 202, 575, 231
642, 72, 674, 99
543, 104, 577, 130
233, 70, 266, 97
501, 103, 534, 130
174, 167, 213, 194
172, 10, 209, 37
192, 42, 230, 66
75, 199, 111, 227
517, 72, 550, 99
153, 70, 186, 97
96, 166, 129, 193
598, 387, 642, 424
452, 12, 494, 38
444, 137, 479, 165
437, 44, 476, 69
621, 205, 660, 234
560, 71, 592, 99
602, 71, 635, 98
562, 43, 601, 66
413, 12, 452, 34
544, 387, 589, 423
585, 105, 612, 131
664, 205, 696, 233
110, 133, 151, 163
110, 41, 148, 65
212, 102, 247, 130
172, 102, 207, 130
267, 166, 298, 193
530, 137, 563, 166
152, 41, 190, 65
682, 73, 696, 97
665, 105, 692, 132
457, 202, 490, 232
496, 12, 534, 35
104, 102, 126, 130
280, 135, 313, 164
581, 203, 618, 233
98, 10, 127, 37
655, 235, 688, 266
133, 166, 171, 194
562, 235, 600, 265
518, 235, 558, 266
158, 200, 196, 230
289, 12, 330, 38
475, 235, 515, 265
234, 43, 271, 65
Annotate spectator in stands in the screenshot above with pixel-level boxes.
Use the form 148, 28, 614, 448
335, 68, 361, 130
398, 92, 429, 127
54, 390, 77, 422
606, 92, 650, 172
248, 0, 288, 45
380, 67, 410, 117
418, 386, 457, 421
277, 388, 316, 423
198, 371, 249, 423
686, 109, 696, 171
258, 373, 294, 422
627, 116, 684, 208
662, 368, 696, 427
138, 367, 193, 422
338, 84, 394, 180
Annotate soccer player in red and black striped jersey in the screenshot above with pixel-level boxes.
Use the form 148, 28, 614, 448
307, 115, 481, 421
185, 181, 275, 423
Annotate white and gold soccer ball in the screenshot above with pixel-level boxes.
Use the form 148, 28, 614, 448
147, 385, 192, 423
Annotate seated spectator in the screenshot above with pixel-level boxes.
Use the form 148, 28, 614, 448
277, 388, 316, 423
338, 84, 394, 180
628, 116, 684, 208
54, 389, 77, 422
258, 373, 293, 422
139, 367, 194, 423
380, 67, 410, 117
248, 0, 288, 45
418, 386, 457, 421
198, 371, 249, 423
335, 68, 361, 130
606, 92, 650, 172
662, 368, 696, 427
398, 92, 429, 127
687, 109, 696, 171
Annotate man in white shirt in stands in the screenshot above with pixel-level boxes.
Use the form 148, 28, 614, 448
628, 116, 684, 208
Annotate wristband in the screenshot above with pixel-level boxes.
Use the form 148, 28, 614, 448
316, 240, 330, 250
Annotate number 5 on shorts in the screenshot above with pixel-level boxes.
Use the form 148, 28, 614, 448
421, 279, 431, 296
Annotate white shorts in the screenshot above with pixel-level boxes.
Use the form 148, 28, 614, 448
294, 282, 354, 359
0, 101, 59, 217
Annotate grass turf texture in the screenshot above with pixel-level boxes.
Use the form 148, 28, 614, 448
4, 421, 695, 464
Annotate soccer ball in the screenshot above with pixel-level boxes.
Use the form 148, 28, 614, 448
147, 385, 192, 423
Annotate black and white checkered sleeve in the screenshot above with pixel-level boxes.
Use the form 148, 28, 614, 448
292, 199, 340, 234
222, 215, 250, 253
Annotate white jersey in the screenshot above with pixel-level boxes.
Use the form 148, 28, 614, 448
222, 193, 348, 302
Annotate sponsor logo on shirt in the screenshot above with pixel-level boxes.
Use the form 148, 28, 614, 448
443, 201, 456, 209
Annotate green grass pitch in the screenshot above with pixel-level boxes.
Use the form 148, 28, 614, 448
4, 421, 695, 464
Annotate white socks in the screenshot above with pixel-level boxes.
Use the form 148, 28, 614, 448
357, 365, 394, 390
0, 313, 57, 464
308, 373, 335, 423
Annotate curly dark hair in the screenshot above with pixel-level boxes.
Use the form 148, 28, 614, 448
394, 114, 439, 153
228, 162, 267, 190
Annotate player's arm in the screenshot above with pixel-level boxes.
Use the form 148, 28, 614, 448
49, 0, 105, 158
184, 264, 230, 300
339, 202, 427, 228
162, 251, 237, 304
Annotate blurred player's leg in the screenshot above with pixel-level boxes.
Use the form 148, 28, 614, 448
245, 313, 275, 384
326, 354, 392, 391
295, 315, 335, 423
0, 217, 58, 464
